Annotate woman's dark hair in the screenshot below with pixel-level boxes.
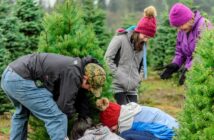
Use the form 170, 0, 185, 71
131, 31, 140, 43
70, 117, 93, 140
131, 31, 145, 51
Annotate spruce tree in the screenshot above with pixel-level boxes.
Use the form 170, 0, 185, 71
0, 0, 43, 115
149, 12, 177, 69
30, 0, 113, 139
121, 12, 141, 29
14, 0, 43, 53
1, 17, 26, 60
0, 0, 12, 114
0, 0, 9, 89
175, 30, 214, 140
82, 0, 110, 49
0, 0, 43, 62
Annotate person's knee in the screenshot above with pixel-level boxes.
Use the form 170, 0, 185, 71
48, 113, 67, 129
46, 113, 68, 139
59, 113, 68, 126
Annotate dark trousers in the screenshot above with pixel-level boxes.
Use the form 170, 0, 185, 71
120, 130, 160, 140
114, 92, 138, 105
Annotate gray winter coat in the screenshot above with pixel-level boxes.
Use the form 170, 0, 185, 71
105, 31, 143, 93
78, 126, 124, 140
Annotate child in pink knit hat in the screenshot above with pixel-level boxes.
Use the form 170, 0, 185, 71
160, 3, 212, 85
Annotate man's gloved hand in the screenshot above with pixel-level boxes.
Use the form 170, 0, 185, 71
179, 68, 187, 85
160, 63, 179, 79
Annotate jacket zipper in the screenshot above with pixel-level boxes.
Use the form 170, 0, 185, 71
127, 51, 136, 91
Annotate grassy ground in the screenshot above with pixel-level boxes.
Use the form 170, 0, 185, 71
138, 70, 185, 118
0, 114, 10, 140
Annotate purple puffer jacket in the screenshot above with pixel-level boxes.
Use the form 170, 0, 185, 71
172, 11, 212, 69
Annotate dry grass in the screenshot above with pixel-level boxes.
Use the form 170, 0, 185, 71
138, 70, 185, 118
0, 115, 11, 140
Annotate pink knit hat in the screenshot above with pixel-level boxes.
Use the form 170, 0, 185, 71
96, 98, 121, 128
135, 6, 157, 37
169, 3, 194, 27
100, 102, 121, 128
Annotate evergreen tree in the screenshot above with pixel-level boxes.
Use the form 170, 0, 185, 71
121, 12, 141, 29
1, 17, 26, 60
149, 12, 177, 69
0, 0, 43, 62
38, 1, 103, 58
82, 0, 111, 49
175, 30, 214, 140
0, 0, 20, 114
29, 116, 49, 140
14, 0, 43, 53
97, 0, 107, 10
0, 0, 13, 67
30, 0, 113, 139
0, 0, 43, 114
0, 45, 11, 114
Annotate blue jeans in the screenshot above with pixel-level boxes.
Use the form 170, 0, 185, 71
1, 67, 68, 140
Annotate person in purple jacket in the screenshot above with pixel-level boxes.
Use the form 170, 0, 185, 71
160, 3, 212, 85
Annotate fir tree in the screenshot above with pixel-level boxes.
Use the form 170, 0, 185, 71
175, 30, 214, 140
0, 0, 12, 114
1, 17, 26, 60
149, 12, 177, 69
82, 0, 111, 49
0, 0, 14, 65
0, 0, 43, 114
14, 0, 43, 53
121, 12, 141, 29
1, 0, 43, 61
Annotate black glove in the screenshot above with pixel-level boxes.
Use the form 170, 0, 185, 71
179, 68, 187, 85
160, 63, 179, 79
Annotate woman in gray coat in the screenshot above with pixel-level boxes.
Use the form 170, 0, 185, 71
105, 6, 157, 105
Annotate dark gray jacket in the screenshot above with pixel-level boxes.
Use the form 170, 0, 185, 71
9, 53, 94, 117
105, 31, 143, 93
